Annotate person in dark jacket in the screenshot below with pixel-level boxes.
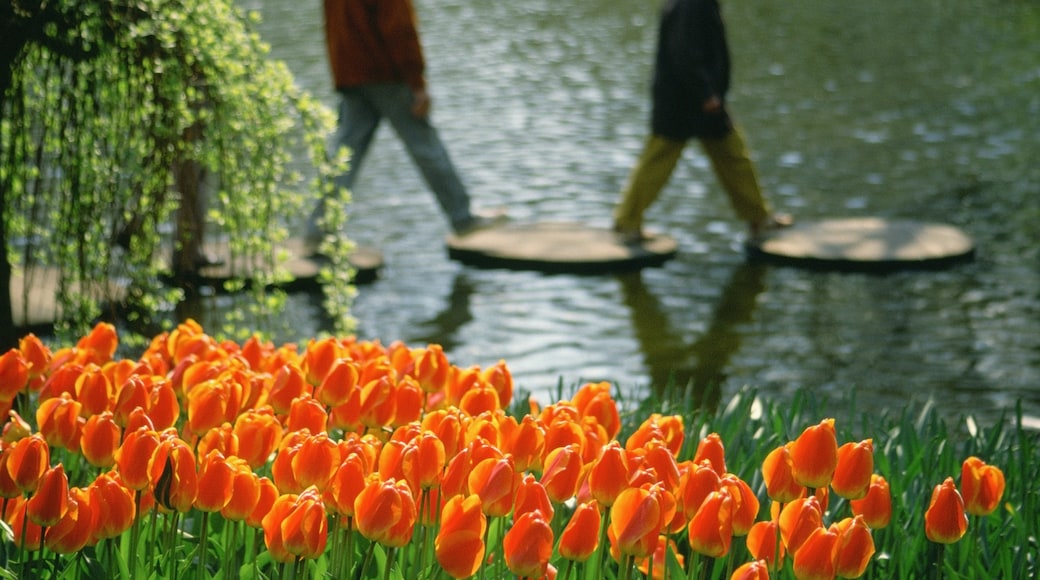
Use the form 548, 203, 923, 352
305, 0, 501, 252
613, 0, 790, 243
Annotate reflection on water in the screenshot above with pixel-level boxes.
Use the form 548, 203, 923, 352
221, 0, 1040, 425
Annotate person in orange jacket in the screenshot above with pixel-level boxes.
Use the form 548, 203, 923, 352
306, 0, 501, 251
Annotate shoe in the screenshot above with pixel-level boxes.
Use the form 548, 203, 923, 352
613, 223, 648, 245
749, 213, 794, 238
454, 209, 508, 236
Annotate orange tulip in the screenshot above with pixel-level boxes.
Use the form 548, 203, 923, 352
746, 520, 785, 571
481, 359, 514, 410
323, 452, 369, 518
89, 472, 136, 541
46, 487, 97, 553
247, 476, 279, 529
354, 477, 417, 548
778, 496, 823, 554
626, 414, 684, 457
688, 489, 734, 558
286, 396, 328, 435
792, 526, 837, 580
676, 460, 721, 522
262, 487, 328, 562
731, 559, 770, 580
514, 473, 555, 521
314, 358, 359, 407
80, 411, 121, 468
832, 515, 875, 579
115, 426, 160, 491
8, 433, 50, 493
831, 439, 874, 500
26, 464, 70, 527
637, 535, 683, 580
693, 433, 727, 475
292, 431, 341, 491
435, 494, 487, 579
221, 459, 261, 521
150, 438, 198, 513
195, 449, 235, 513
610, 486, 664, 558
541, 443, 583, 503
500, 414, 545, 474
233, 406, 283, 469
19, 334, 51, 391
0, 349, 29, 404
4, 497, 42, 550
568, 381, 616, 435
924, 477, 968, 544
0, 446, 21, 499
302, 337, 344, 385
589, 441, 631, 509
849, 474, 891, 529
402, 431, 446, 491
721, 474, 760, 536
74, 365, 113, 416
559, 499, 601, 562
503, 509, 554, 579
469, 455, 518, 517
761, 445, 804, 503
789, 419, 838, 489
960, 456, 1005, 516
76, 322, 118, 364
36, 393, 83, 452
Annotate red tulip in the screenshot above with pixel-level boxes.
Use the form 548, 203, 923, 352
789, 419, 838, 489
831, 439, 874, 500
960, 457, 1005, 516
849, 474, 891, 529
924, 477, 968, 544
435, 494, 487, 579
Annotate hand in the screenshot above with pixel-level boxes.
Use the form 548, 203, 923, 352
411, 87, 431, 118
702, 95, 723, 113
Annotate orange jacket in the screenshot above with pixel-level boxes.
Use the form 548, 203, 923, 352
323, 0, 426, 90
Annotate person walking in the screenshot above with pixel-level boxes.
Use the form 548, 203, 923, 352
307, 0, 501, 252
613, 0, 790, 244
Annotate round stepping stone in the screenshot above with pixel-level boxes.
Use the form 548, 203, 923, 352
446, 221, 678, 273
746, 217, 975, 271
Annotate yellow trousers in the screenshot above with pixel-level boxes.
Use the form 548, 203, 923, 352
614, 128, 771, 232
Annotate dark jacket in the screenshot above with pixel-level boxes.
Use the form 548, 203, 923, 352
324, 0, 426, 91
651, 0, 733, 140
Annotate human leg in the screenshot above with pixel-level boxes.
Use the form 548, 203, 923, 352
305, 89, 380, 247
613, 134, 685, 236
698, 126, 771, 226
376, 84, 474, 231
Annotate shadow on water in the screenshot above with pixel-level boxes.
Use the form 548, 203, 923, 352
618, 263, 768, 414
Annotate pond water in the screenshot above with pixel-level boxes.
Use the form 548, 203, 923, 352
228, 0, 1040, 426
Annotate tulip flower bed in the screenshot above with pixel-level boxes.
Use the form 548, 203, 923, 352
0, 321, 1036, 579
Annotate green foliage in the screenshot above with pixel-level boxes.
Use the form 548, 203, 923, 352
1, 0, 354, 345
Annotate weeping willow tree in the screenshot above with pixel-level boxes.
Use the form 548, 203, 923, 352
1, 0, 355, 350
